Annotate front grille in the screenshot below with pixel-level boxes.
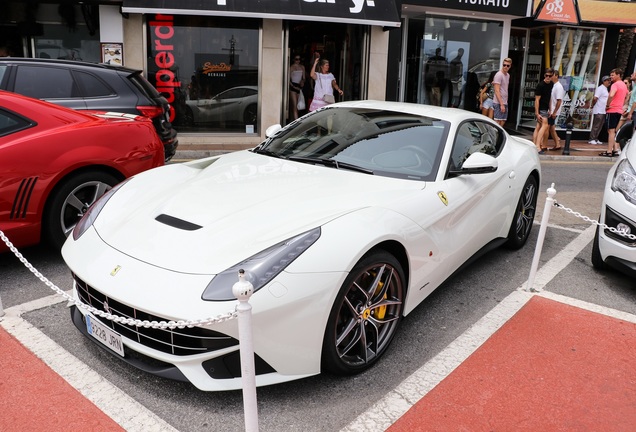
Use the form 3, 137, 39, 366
73, 274, 238, 356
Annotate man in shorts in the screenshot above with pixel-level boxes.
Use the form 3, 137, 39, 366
547, 70, 565, 150
602, 68, 629, 157
533, 68, 554, 153
493, 58, 512, 126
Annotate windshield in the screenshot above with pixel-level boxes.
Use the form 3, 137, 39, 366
257, 107, 449, 181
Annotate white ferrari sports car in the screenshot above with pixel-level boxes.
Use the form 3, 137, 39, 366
62, 101, 541, 391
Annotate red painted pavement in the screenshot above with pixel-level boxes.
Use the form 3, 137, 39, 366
389, 296, 636, 431
0, 327, 124, 431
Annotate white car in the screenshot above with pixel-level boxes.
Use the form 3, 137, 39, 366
592, 136, 636, 278
62, 101, 541, 391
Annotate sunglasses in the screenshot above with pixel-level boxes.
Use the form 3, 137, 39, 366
503, 64, 511, 68
545, 74, 553, 78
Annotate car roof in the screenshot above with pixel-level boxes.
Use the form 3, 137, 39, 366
0, 57, 141, 75
329, 100, 489, 124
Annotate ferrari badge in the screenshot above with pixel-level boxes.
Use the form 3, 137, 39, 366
437, 191, 449, 206
110, 265, 122, 276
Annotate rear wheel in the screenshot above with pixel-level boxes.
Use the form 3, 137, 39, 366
44, 171, 120, 249
322, 251, 405, 375
505, 175, 538, 249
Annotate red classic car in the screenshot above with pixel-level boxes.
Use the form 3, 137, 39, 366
0, 90, 164, 252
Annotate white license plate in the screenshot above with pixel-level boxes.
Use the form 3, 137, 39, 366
86, 314, 125, 357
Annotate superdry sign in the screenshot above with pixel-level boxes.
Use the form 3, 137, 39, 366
122, 0, 401, 27
405, 0, 531, 17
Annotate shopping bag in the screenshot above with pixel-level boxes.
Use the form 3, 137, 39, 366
297, 91, 306, 111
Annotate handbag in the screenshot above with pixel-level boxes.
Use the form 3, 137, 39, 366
317, 75, 336, 104
297, 91, 306, 110
323, 94, 335, 104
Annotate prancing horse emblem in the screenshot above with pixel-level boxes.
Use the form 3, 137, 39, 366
437, 191, 449, 206
110, 265, 121, 276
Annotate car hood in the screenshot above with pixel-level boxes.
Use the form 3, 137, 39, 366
94, 151, 425, 274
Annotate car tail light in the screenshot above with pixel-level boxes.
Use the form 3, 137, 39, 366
136, 105, 164, 119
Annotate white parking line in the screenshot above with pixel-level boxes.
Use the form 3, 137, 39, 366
342, 224, 630, 432
1, 299, 178, 432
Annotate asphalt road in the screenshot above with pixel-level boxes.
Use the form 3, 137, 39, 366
1, 159, 634, 432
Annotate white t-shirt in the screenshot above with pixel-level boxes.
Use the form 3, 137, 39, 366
592, 84, 609, 115
550, 81, 566, 116
314, 73, 335, 100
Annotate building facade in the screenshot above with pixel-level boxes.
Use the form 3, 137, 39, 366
1, 0, 635, 147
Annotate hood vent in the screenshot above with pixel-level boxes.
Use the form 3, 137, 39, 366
155, 214, 202, 231
11, 177, 38, 219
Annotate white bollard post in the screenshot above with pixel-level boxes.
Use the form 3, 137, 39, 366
232, 269, 259, 432
526, 183, 557, 292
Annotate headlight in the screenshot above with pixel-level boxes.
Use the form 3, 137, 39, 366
611, 158, 636, 205
72, 179, 130, 241
202, 227, 321, 301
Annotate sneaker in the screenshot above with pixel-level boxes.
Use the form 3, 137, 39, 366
588, 140, 596, 144
595, 140, 603, 145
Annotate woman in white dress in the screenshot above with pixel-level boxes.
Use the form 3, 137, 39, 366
289, 55, 306, 120
309, 54, 343, 112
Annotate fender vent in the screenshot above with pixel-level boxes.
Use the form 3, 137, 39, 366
11, 177, 38, 219
155, 214, 202, 231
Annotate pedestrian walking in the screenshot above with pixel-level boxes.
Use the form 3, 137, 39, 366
601, 68, 629, 157
533, 68, 554, 153
547, 70, 565, 150
588, 75, 611, 145
492, 58, 512, 126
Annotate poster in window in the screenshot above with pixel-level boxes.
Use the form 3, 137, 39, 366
101, 43, 123, 66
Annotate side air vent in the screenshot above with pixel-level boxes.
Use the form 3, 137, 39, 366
11, 177, 38, 219
155, 214, 202, 231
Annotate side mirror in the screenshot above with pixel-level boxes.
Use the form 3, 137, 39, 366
449, 152, 498, 176
265, 124, 282, 138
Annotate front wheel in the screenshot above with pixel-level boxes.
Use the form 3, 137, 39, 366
591, 224, 607, 270
44, 171, 120, 249
322, 250, 405, 375
505, 175, 538, 249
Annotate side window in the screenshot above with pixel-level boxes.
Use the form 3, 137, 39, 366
0, 65, 8, 86
0, 108, 34, 137
75, 71, 115, 98
14, 66, 80, 99
450, 121, 504, 170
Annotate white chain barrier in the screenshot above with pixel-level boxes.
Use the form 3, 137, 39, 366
0, 229, 238, 327
526, 183, 636, 292
0, 229, 260, 432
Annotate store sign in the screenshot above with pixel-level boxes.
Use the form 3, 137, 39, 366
122, 0, 401, 27
405, 0, 530, 17
534, 0, 580, 25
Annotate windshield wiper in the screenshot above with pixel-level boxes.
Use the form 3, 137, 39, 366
287, 155, 373, 174
251, 147, 282, 158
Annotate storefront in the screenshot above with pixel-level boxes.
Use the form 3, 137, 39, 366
389, 0, 532, 122
510, 0, 636, 136
121, 0, 401, 147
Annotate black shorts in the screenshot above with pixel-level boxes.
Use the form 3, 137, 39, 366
548, 116, 556, 126
606, 112, 622, 130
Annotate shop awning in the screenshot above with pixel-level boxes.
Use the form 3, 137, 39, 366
122, 0, 401, 27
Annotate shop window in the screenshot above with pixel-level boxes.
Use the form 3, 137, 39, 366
146, 15, 260, 134
404, 15, 503, 113
34, 24, 100, 63
520, 27, 605, 132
